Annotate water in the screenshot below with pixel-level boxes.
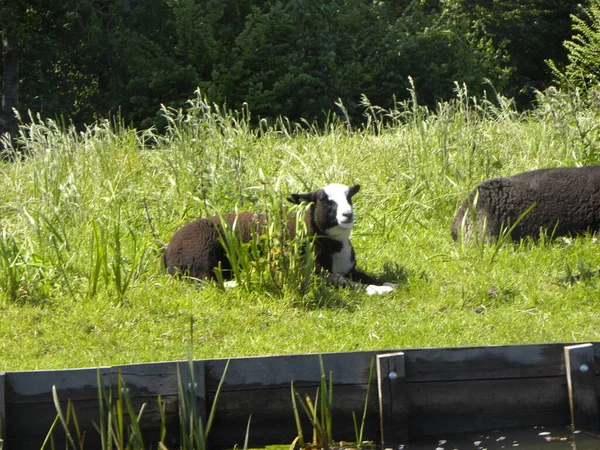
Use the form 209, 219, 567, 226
257, 427, 600, 450
399, 426, 600, 450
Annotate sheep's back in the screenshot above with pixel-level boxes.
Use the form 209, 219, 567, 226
452, 165, 600, 241
163, 208, 323, 279
163, 213, 265, 279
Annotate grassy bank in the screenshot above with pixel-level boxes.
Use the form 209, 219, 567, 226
1, 87, 600, 371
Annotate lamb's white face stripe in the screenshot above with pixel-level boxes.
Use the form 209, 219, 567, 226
323, 183, 354, 229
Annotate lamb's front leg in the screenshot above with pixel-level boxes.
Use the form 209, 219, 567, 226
325, 270, 395, 296
349, 269, 396, 296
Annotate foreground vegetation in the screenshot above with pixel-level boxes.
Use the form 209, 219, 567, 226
1, 85, 600, 372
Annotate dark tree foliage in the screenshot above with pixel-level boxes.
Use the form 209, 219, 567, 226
455, 0, 582, 106
17, 3, 95, 124
210, 0, 511, 123
0, 2, 58, 140
0, 0, 583, 130
561, 0, 600, 89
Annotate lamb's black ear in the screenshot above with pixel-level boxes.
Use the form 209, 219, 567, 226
288, 192, 315, 204
348, 184, 360, 198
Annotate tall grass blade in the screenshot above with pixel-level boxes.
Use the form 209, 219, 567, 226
66, 401, 85, 448
49, 234, 77, 301
293, 389, 327, 448
40, 415, 60, 450
114, 372, 125, 447
288, 436, 301, 450
206, 358, 230, 437
122, 381, 146, 449
51, 385, 77, 449
178, 355, 230, 450
94, 370, 107, 450
0, 230, 23, 302
243, 414, 252, 450
318, 355, 333, 448
158, 395, 167, 445
354, 357, 375, 444
87, 220, 107, 299
290, 382, 305, 447
490, 202, 537, 263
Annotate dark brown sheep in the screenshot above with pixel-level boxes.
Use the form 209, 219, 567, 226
452, 165, 600, 241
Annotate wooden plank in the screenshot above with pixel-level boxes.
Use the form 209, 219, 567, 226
6, 362, 183, 450
6, 391, 180, 441
5, 366, 111, 403
109, 362, 182, 448
565, 343, 600, 430
404, 343, 572, 382
0, 372, 6, 448
6, 375, 570, 450
110, 360, 183, 435
207, 374, 569, 446
203, 342, 587, 392
7, 361, 182, 403
204, 352, 376, 390
5, 366, 111, 449
2, 342, 596, 448
107, 361, 183, 398
207, 384, 380, 448
3, 342, 588, 401
206, 354, 380, 447
377, 352, 407, 447
407, 376, 569, 436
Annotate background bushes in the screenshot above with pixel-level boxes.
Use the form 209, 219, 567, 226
0, 0, 584, 130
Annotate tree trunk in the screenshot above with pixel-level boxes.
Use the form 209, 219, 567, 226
1, 31, 20, 145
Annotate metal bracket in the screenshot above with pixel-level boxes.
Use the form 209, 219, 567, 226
564, 343, 599, 430
377, 352, 408, 446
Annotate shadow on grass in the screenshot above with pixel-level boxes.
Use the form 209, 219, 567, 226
379, 262, 409, 286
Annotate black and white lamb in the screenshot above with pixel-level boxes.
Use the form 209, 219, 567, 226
451, 165, 600, 241
163, 183, 395, 295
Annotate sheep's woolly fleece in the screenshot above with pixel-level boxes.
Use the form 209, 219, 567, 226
452, 165, 600, 241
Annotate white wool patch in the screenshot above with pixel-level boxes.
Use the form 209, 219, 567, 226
331, 240, 354, 276
323, 183, 354, 230
365, 284, 395, 296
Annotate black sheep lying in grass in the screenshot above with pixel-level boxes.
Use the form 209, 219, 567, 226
452, 165, 600, 241
163, 183, 395, 295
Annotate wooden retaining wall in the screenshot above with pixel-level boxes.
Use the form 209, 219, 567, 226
1, 342, 599, 449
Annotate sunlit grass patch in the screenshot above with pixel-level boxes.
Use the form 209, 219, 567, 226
1, 89, 600, 371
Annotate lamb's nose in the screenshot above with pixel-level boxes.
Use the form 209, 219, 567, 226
342, 211, 354, 221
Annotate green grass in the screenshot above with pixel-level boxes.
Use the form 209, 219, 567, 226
1, 88, 600, 371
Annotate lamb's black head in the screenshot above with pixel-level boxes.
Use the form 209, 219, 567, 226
288, 183, 360, 237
